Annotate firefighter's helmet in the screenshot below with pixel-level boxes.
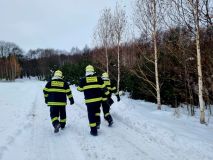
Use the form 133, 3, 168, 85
54, 70, 63, 78
86, 65, 94, 72
102, 72, 109, 78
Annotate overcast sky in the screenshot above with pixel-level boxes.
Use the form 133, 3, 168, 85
0, 0, 133, 52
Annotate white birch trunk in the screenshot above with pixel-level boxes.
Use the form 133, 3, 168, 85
196, 26, 205, 123
195, 0, 205, 123
117, 42, 120, 93
154, 35, 161, 110
105, 46, 109, 73
153, 0, 161, 110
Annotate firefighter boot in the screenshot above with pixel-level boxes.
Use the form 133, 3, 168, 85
54, 123, 61, 133
90, 127, 98, 136
108, 116, 113, 127
96, 122, 100, 129
60, 122, 66, 130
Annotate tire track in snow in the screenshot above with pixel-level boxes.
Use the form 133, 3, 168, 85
110, 118, 176, 160
28, 88, 52, 160
73, 101, 154, 160
28, 85, 87, 160
0, 87, 39, 160
15, 84, 94, 160
74, 99, 176, 160
69, 102, 114, 160
1, 83, 87, 160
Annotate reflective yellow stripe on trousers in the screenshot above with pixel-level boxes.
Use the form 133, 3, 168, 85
90, 123, 96, 127
60, 119, 66, 123
85, 97, 102, 103
105, 113, 110, 117
95, 113, 100, 116
51, 117, 59, 122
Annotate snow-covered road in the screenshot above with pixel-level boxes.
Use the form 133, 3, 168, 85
0, 80, 213, 160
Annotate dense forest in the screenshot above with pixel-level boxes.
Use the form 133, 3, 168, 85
0, 0, 212, 121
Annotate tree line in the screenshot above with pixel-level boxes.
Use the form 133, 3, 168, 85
0, 41, 22, 80
93, 0, 212, 123
0, 0, 212, 123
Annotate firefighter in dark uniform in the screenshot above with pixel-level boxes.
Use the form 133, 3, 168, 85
77, 65, 109, 136
43, 70, 74, 133
101, 72, 120, 126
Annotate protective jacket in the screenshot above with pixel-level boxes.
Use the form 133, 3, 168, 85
43, 78, 73, 106
77, 75, 109, 104
102, 79, 118, 101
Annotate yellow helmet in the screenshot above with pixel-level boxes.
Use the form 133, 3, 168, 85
54, 70, 63, 78
102, 72, 109, 78
86, 65, 94, 72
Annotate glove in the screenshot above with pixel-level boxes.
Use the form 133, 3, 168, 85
70, 98, 74, 105
116, 95, 120, 102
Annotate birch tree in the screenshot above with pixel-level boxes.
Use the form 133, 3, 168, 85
170, 0, 209, 123
94, 8, 113, 73
112, 2, 126, 93
134, 0, 167, 110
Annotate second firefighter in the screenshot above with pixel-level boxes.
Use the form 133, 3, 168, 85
77, 65, 109, 136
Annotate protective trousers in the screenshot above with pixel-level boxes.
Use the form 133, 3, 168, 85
86, 102, 101, 132
102, 101, 113, 123
50, 106, 66, 128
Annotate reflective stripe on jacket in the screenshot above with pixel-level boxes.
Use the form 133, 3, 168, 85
102, 79, 118, 101
77, 75, 109, 104
43, 79, 73, 106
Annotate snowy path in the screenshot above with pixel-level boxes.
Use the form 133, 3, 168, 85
0, 80, 213, 160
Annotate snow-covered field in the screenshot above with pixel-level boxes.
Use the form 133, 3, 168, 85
0, 79, 213, 160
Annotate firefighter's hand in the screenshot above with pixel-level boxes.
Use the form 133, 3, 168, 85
116, 95, 120, 102
70, 99, 74, 105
